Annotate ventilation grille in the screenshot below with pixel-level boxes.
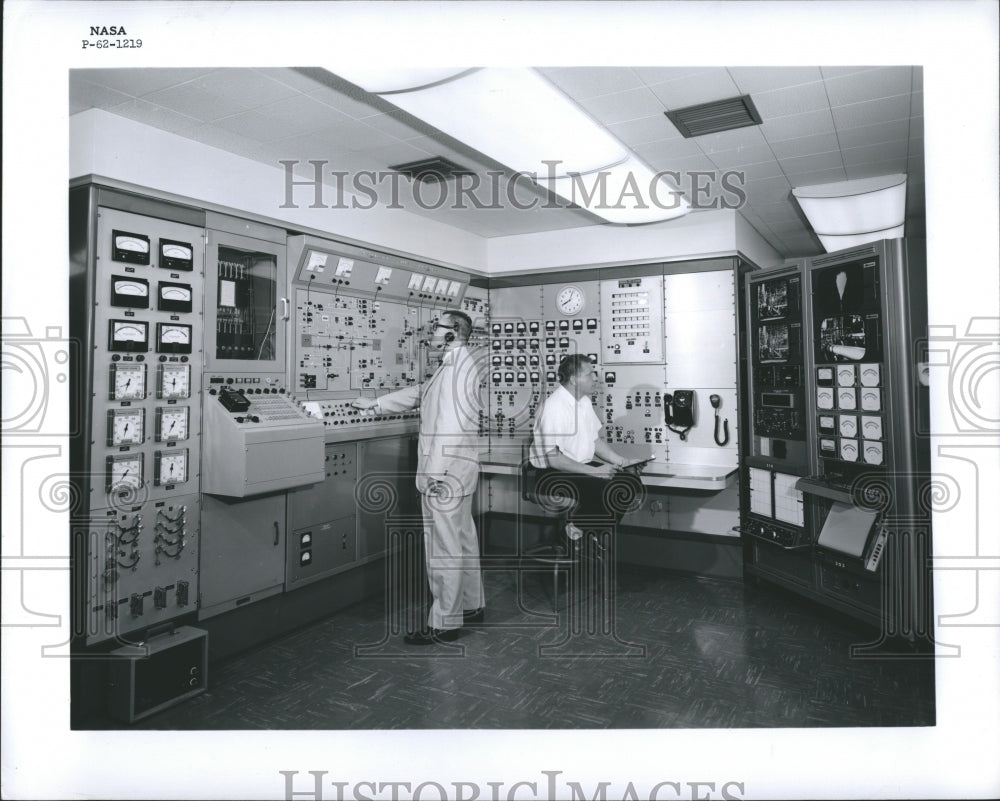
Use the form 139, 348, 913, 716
665, 95, 763, 138
389, 156, 472, 183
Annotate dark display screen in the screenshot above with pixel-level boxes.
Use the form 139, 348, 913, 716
812, 259, 882, 363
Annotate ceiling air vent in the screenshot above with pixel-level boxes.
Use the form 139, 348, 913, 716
665, 95, 763, 138
389, 156, 472, 183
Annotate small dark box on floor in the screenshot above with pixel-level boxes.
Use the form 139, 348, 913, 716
108, 626, 208, 723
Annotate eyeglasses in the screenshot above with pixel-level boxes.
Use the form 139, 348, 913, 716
433, 323, 458, 332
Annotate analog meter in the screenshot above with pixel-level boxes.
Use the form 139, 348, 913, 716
107, 408, 145, 446
158, 281, 193, 313
106, 453, 144, 491
154, 449, 189, 486
156, 323, 192, 354
556, 286, 585, 315
156, 406, 189, 442
112, 230, 151, 265
109, 363, 146, 401
108, 319, 149, 352
111, 275, 150, 309
159, 239, 194, 271
158, 363, 191, 399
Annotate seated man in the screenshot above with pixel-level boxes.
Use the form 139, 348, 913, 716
530, 354, 643, 541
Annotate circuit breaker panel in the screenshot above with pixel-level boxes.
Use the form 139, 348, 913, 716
78, 204, 205, 645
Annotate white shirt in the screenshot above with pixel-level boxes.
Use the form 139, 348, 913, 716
530, 384, 602, 468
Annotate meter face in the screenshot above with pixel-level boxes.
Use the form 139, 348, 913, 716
158, 281, 193, 313
155, 449, 189, 485
158, 364, 190, 399
160, 239, 194, 271
112, 230, 151, 265
107, 408, 145, 446
156, 323, 192, 354
108, 320, 149, 352
156, 406, 189, 441
106, 453, 143, 491
111, 275, 150, 309
110, 363, 146, 400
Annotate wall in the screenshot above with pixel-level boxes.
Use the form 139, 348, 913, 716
486, 209, 782, 274
69, 109, 489, 273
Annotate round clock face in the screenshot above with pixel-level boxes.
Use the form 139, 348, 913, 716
556, 286, 585, 316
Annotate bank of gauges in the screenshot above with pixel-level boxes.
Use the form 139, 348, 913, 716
154, 449, 189, 486
157, 363, 190, 399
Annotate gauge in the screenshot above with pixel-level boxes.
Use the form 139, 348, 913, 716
111, 275, 150, 309
109, 363, 146, 400
436, 278, 450, 293
107, 408, 145, 446
556, 286, 585, 315
408, 273, 423, 290
108, 319, 149, 352
106, 453, 143, 491
863, 441, 884, 465
861, 415, 883, 439
158, 364, 190, 399
160, 239, 194, 271
838, 415, 858, 438
422, 275, 437, 292
861, 388, 882, 411
154, 449, 189, 486
156, 323, 192, 354
156, 406, 190, 441
158, 281, 193, 313
112, 230, 151, 265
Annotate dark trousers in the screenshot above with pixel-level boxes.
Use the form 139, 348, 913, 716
534, 468, 644, 531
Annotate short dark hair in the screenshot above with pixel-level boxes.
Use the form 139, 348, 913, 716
442, 310, 473, 342
558, 354, 594, 385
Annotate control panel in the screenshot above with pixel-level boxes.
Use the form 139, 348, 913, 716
810, 256, 886, 483
83, 206, 205, 645
202, 384, 325, 497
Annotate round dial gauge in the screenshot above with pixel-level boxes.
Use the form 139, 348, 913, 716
155, 450, 188, 485
157, 407, 189, 441
158, 364, 190, 399
556, 286, 585, 316
107, 453, 143, 490
108, 409, 144, 446
111, 363, 146, 400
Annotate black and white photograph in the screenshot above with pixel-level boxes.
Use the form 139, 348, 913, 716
2, 2, 999, 799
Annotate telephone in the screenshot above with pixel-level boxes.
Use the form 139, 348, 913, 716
664, 390, 696, 440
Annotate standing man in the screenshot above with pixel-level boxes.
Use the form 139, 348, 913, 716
530, 354, 643, 540
352, 310, 485, 645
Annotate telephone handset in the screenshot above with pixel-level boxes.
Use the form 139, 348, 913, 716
710, 393, 730, 447
664, 390, 696, 440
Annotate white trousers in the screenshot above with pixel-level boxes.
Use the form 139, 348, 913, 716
421, 491, 484, 630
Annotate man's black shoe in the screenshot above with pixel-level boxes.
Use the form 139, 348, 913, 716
404, 627, 461, 645
463, 608, 485, 625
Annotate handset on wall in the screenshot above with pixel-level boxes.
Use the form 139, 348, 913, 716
664, 389, 696, 440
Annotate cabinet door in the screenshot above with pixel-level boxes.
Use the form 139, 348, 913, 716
199, 492, 286, 617
204, 228, 287, 374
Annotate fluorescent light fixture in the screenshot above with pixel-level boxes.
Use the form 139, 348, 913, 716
793, 174, 907, 252
331, 66, 690, 224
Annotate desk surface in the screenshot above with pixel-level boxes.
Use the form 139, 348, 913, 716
478, 448, 737, 491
